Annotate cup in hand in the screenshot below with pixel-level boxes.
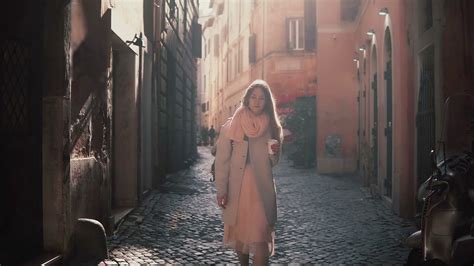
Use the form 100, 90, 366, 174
267, 139, 279, 155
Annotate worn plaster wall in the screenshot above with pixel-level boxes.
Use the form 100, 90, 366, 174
352, 0, 413, 216
250, 0, 318, 106
69, 0, 112, 234
316, 0, 358, 174
42, 0, 72, 257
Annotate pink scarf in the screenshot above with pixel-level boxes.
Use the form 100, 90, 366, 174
226, 106, 269, 141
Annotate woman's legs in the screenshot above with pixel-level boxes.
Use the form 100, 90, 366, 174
253, 255, 269, 266
253, 244, 269, 266
237, 252, 249, 266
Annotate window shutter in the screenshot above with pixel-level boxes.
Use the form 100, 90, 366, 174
192, 20, 202, 58
144, 0, 154, 39
249, 34, 256, 64
304, 0, 316, 52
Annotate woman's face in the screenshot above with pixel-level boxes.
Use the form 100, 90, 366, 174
248, 87, 266, 115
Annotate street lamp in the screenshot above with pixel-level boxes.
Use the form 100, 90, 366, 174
353, 57, 360, 68
358, 46, 366, 52
378, 8, 389, 16
366, 29, 376, 37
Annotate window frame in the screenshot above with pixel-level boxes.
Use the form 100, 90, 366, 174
288, 17, 305, 51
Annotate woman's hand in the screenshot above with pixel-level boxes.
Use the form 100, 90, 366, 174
271, 143, 280, 154
217, 194, 227, 209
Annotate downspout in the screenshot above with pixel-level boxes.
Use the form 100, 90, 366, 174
137, 32, 143, 199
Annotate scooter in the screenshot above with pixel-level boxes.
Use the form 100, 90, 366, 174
406, 94, 474, 266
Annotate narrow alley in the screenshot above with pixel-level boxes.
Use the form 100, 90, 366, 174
2, 0, 474, 264
106, 147, 415, 264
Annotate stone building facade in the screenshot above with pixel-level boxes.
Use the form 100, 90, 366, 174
319, 0, 474, 218
200, 0, 474, 219
0, 0, 200, 263
199, 0, 320, 168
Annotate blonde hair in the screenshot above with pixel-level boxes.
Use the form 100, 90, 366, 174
242, 79, 283, 141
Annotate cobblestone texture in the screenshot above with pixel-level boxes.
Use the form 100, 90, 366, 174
106, 146, 416, 264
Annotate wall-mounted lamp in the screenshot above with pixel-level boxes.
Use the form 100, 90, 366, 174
358, 46, 366, 52
378, 7, 389, 16
126, 33, 145, 48
353, 57, 360, 68
366, 29, 376, 37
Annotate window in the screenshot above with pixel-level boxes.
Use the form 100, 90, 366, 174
235, 52, 238, 74
239, 43, 243, 72
288, 18, 304, 50
217, 3, 224, 15
202, 103, 206, 113
249, 34, 256, 63
222, 24, 228, 40
419, 0, 433, 33
203, 74, 206, 94
207, 39, 211, 55
228, 51, 233, 81
214, 34, 219, 56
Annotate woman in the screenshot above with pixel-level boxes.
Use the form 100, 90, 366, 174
215, 79, 283, 265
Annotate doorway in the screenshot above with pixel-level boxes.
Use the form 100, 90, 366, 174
384, 28, 393, 198
0, 38, 43, 263
370, 46, 379, 188
110, 34, 138, 225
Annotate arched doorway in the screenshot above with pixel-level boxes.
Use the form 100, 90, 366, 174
384, 27, 393, 198
370, 45, 378, 187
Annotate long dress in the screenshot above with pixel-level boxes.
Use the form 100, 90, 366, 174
223, 162, 275, 256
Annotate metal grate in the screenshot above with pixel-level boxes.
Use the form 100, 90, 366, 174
0, 40, 31, 134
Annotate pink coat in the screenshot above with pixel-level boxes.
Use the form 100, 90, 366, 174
215, 120, 281, 226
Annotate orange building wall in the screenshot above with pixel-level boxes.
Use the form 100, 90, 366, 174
316, 0, 358, 174
250, 0, 317, 106
351, 0, 414, 217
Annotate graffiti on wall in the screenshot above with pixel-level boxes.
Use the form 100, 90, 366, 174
325, 134, 342, 157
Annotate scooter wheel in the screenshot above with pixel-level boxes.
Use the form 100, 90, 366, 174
406, 248, 422, 266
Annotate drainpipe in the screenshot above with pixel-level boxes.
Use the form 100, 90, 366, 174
137, 32, 143, 199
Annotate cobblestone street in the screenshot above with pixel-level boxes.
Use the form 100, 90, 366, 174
106, 146, 416, 264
